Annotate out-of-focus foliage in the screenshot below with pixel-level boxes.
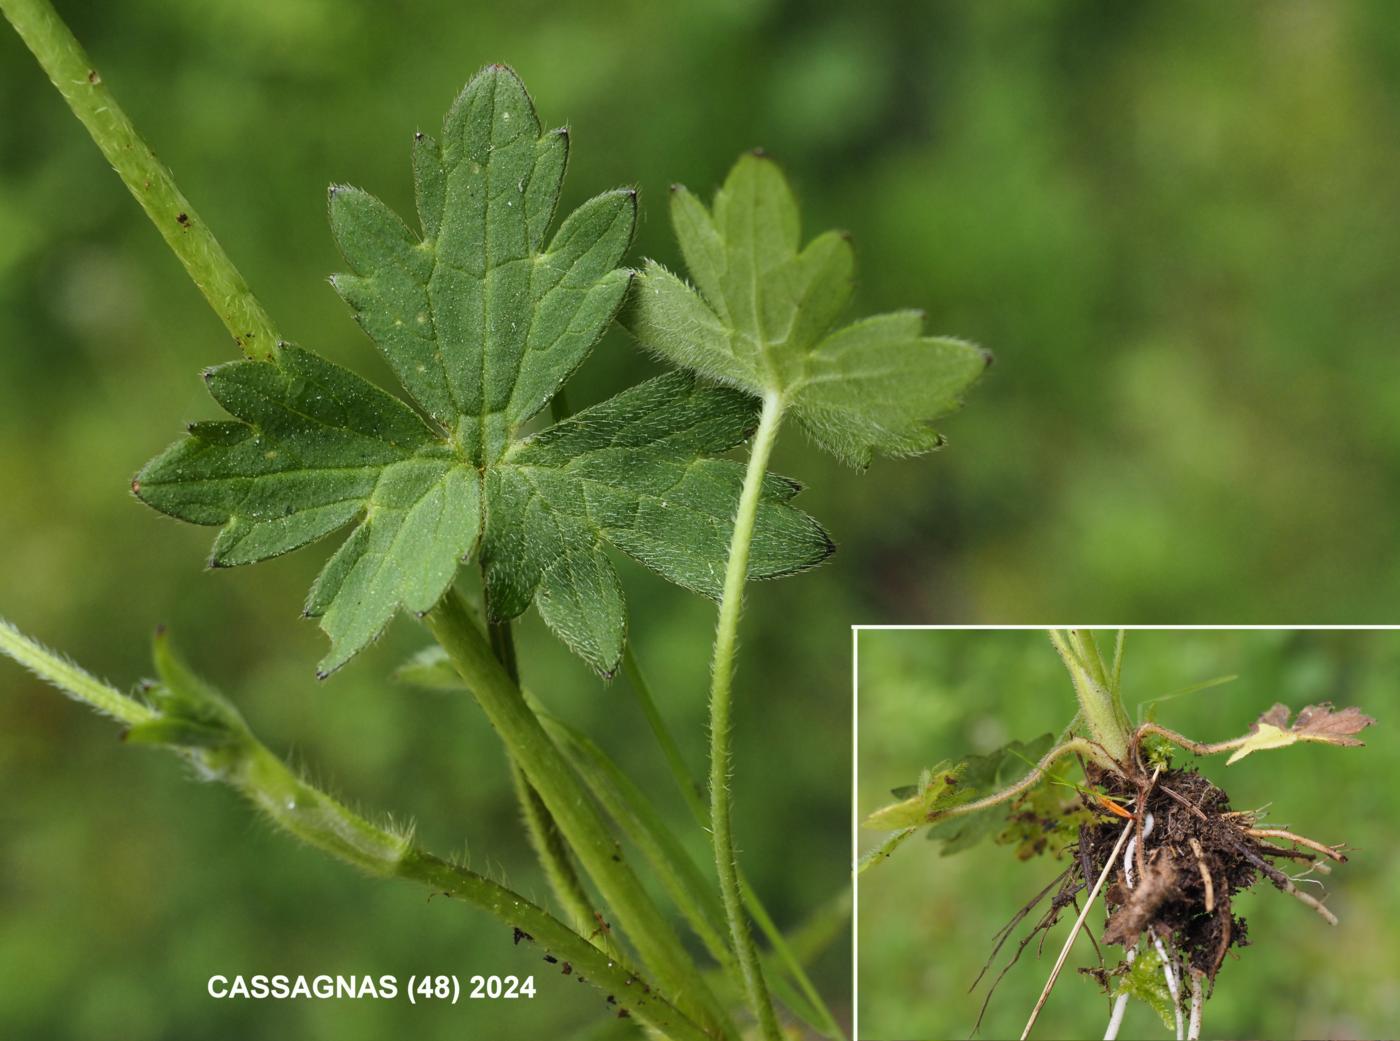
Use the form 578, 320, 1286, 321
5, 0, 1400, 1036
857, 629, 1400, 1040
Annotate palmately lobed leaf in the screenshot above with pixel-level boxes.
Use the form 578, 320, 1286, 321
484, 371, 833, 673
135, 346, 483, 676
626, 152, 992, 467
134, 66, 833, 677
327, 64, 635, 465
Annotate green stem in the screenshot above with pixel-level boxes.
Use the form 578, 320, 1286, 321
0, 619, 153, 726
508, 762, 598, 935
857, 827, 918, 874
708, 390, 785, 1041
488, 614, 597, 939
425, 589, 736, 1041
623, 647, 706, 814
1, 0, 280, 359
1134, 722, 1249, 758
1049, 629, 1129, 765
0, 619, 711, 1041
928, 737, 1108, 819
624, 645, 847, 1040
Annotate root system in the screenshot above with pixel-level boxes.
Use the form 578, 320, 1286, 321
976, 762, 1346, 1033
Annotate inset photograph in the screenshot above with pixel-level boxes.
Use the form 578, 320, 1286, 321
856, 628, 1396, 1041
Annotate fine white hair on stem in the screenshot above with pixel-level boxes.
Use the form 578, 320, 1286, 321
1188, 971, 1204, 1040
1023, 821, 1134, 1041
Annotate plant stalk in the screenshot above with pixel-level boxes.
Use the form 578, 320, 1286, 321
624, 646, 847, 1040
425, 589, 737, 1040
1134, 722, 1249, 758
1, 0, 280, 359
487, 612, 597, 937
0, 618, 712, 1041
708, 390, 785, 1041
1050, 629, 1130, 764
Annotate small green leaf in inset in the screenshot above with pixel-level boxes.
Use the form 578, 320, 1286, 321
862, 734, 1066, 860
135, 67, 832, 676
625, 152, 991, 467
1113, 945, 1176, 1031
863, 760, 967, 830
925, 734, 1059, 856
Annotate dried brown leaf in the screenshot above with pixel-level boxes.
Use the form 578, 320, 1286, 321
1291, 702, 1376, 746
1228, 700, 1376, 764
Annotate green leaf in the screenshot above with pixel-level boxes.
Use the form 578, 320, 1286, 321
927, 733, 1059, 856
861, 734, 1072, 861
1113, 946, 1176, 1031
626, 152, 991, 467
131, 629, 252, 775
862, 760, 966, 830
136, 346, 483, 676
134, 67, 832, 676
484, 371, 832, 672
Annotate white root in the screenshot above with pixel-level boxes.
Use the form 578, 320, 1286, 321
1102, 942, 1136, 1041
1152, 933, 1184, 1041
1105, 815, 1182, 1041
1188, 971, 1204, 1040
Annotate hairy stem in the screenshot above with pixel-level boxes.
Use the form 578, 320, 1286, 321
708, 390, 785, 1041
624, 645, 848, 1040
946, 737, 1111, 821
1050, 630, 1129, 764
1135, 722, 1248, 758
1, 0, 280, 359
0, 620, 153, 726
487, 612, 596, 937
425, 589, 736, 1040
0, 619, 711, 1041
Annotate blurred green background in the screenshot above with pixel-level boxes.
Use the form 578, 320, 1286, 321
857, 628, 1400, 1040
3, 0, 1400, 1037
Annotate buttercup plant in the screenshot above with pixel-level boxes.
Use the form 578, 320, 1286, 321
0, 1, 986, 1038
861, 630, 1377, 1041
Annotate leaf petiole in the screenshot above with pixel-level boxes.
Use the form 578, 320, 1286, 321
709, 389, 787, 1041
623, 645, 849, 1040
425, 588, 739, 1040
